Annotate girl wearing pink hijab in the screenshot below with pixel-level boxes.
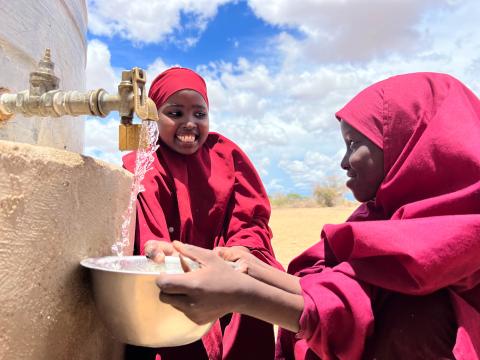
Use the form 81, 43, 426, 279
156, 72, 480, 359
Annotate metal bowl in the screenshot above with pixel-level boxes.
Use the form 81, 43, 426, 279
80, 255, 213, 347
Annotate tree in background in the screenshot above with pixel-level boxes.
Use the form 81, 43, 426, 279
269, 176, 352, 208
269, 193, 316, 208
313, 176, 346, 207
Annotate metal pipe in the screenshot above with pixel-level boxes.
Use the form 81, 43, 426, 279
0, 49, 158, 151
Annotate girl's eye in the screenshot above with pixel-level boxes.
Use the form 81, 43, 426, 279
168, 111, 182, 118
348, 140, 358, 150
195, 112, 207, 119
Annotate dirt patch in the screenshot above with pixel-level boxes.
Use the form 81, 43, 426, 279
269, 206, 356, 269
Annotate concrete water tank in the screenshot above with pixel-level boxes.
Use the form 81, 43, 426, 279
0, 1, 131, 359
0, 0, 86, 152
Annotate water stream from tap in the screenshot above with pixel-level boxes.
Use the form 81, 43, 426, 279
111, 120, 159, 256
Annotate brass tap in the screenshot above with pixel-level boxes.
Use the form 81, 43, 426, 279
0, 49, 159, 151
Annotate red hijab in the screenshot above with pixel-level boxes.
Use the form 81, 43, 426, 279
149, 67, 209, 108
279, 73, 480, 360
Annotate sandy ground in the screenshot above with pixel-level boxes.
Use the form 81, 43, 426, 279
269, 206, 357, 269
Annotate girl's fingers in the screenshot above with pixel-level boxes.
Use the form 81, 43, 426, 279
179, 254, 192, 273
213, 247, 236, 261
151, 251, 165, 264
172, 241, 214, 265
213, 246, 249, 261
144, 241, 157, 258
144, 240, 175, 252
144, 240, 178, 263
235, 259, 248, 273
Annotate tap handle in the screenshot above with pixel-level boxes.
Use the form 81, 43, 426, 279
131, 68, 159, 122
132, 68, 148, 119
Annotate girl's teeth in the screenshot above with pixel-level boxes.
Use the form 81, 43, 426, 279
177, 135, 196, 143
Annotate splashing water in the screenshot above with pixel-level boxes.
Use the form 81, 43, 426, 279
111, 120, 160, 256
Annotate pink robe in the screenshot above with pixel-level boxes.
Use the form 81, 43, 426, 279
123, 132, 283, 360
277, 73, 480, 360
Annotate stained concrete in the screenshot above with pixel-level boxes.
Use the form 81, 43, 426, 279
0, 140, 133, 359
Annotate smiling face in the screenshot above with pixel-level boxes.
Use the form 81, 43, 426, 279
157, 89, 209, 155
340, 120, 385, 202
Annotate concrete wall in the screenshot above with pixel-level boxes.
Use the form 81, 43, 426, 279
0, 0, 87, 152
0, 3, 137, 358
0, 140, 131, 359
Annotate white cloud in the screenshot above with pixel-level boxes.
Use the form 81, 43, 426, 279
84, 116, 124, 165
247, 0, 451, 63
202, 57, 376, 154
266, 178, 286, 195
87, 0, 233, 45
84, 39, 123, 165
84, 39, 122, 165
278, 150, 343, 193
146, 58, 171, 92
86, 39, 118, 92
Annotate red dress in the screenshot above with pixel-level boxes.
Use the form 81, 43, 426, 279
123, 132, 283, 360
276, 73, 480, 360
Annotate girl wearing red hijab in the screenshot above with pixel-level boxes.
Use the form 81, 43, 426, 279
156, 72, 480, 359
122, 67, 282, 360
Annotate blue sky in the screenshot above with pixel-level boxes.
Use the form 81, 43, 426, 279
84, 0, 480, 196
97, 2, 284, 70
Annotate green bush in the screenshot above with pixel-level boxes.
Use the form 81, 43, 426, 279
313, 176, 346, 207
268, 177, 352, 208
269, 193, 316, 208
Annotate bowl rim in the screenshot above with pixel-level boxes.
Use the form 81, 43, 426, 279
80, 255, 188, 275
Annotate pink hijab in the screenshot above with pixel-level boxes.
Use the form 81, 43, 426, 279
280, 73, 480, 359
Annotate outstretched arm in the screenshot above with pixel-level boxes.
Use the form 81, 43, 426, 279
156, 242, 304, 331
159, 242, 376, 360
215, 246, 302, 294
